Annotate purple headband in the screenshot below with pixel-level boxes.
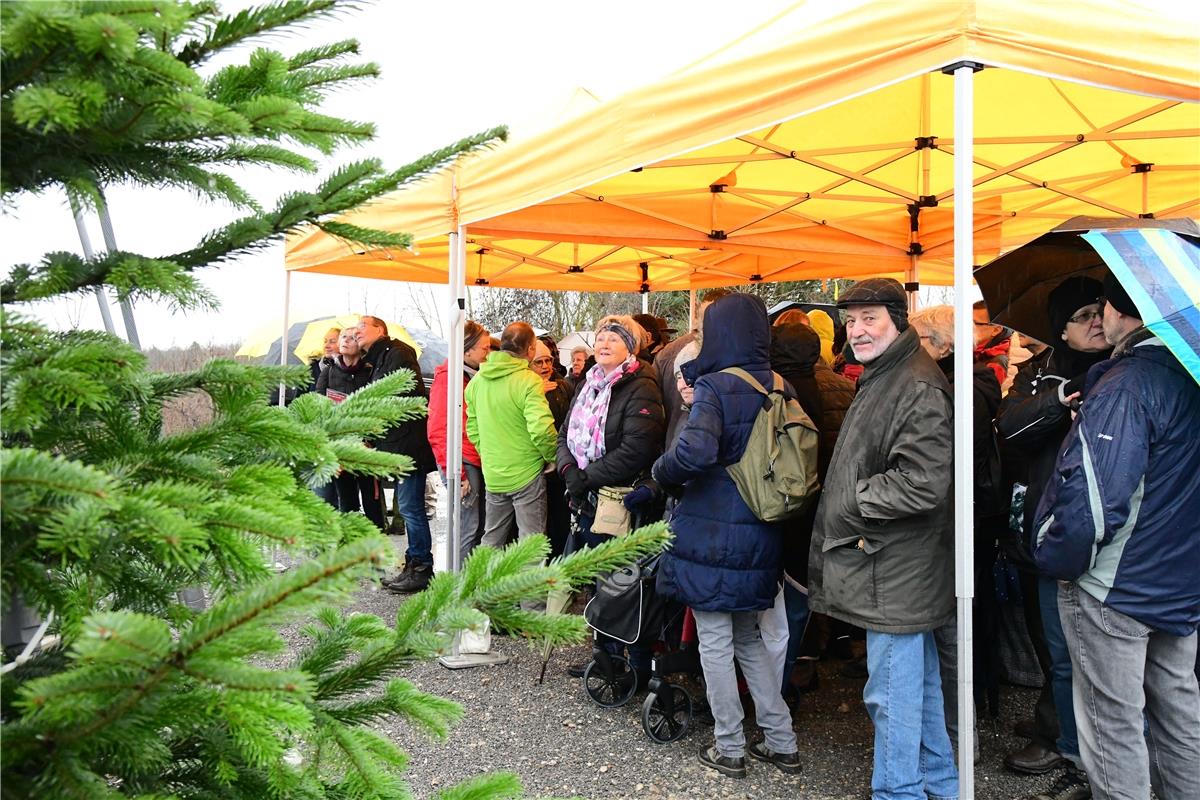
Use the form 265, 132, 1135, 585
599, 322, 637, 354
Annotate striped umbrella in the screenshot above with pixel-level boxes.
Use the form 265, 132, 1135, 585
975, 217, 1199, 385
1080, 228, 1200, 384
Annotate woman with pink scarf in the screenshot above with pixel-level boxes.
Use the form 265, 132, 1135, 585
557, 315, 666, 684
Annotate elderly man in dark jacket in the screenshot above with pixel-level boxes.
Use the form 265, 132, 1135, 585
808, 278, 957, 800
1034, 273, 1200, 800
654, 293, 800, 781
355, 315, 439, 593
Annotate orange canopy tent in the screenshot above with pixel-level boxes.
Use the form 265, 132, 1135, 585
286, 0, 1199, 291
283, 4, 1198, 786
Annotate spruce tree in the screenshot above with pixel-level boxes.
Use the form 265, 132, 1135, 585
1, 2, 670, 797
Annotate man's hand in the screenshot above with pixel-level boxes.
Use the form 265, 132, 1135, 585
542, 378, 557, 394
460, 480, 471, 499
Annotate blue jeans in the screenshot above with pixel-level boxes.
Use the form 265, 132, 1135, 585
1038, 576, 1081, 763
781, 580, 811, 695
864, 630, 959, 800
395, 473, 433, 566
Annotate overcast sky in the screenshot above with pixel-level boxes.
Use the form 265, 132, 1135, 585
2, 1, 777, 348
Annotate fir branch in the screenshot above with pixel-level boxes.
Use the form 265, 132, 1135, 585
176, 0, 342, 66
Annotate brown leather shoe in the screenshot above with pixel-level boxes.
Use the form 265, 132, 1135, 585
1005, 741, 1065, 775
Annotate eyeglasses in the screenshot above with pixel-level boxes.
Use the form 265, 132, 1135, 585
1067, 308, 1102, 325
530, 357, 554, 367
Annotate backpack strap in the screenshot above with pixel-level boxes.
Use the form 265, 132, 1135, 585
720, 367, 785, 395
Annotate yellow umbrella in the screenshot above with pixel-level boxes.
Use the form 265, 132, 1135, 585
236, 315, 420, 364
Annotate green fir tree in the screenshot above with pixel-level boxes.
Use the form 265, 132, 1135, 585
1, 2, 670, 797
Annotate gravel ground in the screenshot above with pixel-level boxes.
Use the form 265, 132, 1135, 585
306, 508, 1068, 800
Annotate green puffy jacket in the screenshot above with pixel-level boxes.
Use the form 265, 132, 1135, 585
465, 350, 558, 493
808, 326, 955, 634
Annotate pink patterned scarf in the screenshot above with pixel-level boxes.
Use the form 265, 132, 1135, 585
565, 355, 639, 469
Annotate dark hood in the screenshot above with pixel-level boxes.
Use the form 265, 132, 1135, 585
937, 355, 1003, 417
684, 293, 771, 383
770, 323, 821, 377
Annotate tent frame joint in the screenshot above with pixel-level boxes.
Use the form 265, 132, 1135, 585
709, 230, 727, 240
914, 136, 939, 150
474, 278, 489, 285
709, 183, 727, 193
567, 264, 584, 273
907, 242, 924, 256
1132, 162, 1154, 173
941, 60, 985, 74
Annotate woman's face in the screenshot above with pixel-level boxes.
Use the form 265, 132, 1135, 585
1062, 302, 1108, 352
531, 353, 556, 380
914, 324, 951, 361
572, 351, 587, 373
464, 335, 491, 368
338, 330, 362, 357
323, 329, 341, 358
594, 330, 630, 372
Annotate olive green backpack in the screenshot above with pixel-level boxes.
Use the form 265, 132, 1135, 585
720, 367, 820, 522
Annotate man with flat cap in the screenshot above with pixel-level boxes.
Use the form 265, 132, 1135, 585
809, 277, 958, 800
1034, 272, 1200, 800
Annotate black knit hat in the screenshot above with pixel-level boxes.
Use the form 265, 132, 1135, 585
837, 277, 909, 331
1102, 271, 1141, 320
1047, 276, 1103, 336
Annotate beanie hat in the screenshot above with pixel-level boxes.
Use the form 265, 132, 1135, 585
1102, 271, 1140, 320
598, 321, 638, 354
1047, 276, 1103, 335
837, 277, 909, 332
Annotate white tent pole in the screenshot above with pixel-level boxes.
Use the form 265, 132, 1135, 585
952, 61, 978, 797
95, 193, 141, 350
445, 227, 466, 572
641, 292, 649, 314
279, 270, 291, 408
70, 204, 117, 336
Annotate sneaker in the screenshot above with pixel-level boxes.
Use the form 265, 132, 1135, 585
385, 561, 432, 593
1029, 767, 1091, 800
697, 745, 746, 779
748, 741, 802, 775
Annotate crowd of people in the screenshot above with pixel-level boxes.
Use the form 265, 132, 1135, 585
300, 273, 1198, 800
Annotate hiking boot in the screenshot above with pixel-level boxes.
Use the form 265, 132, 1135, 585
1028, 766, 1091, 800
748, 741, 802, 775
697, 745, 746, 779
385, 561, 432, 593
379, 561, 412, 588
1005, 741, 1065, 775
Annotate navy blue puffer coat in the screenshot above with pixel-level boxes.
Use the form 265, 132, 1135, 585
652, 293, 783, 612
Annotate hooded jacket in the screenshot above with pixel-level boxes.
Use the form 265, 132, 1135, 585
555, 360, 665, 493
936, 355, 1005, 521
1034, 335, 1200, 635
807, 309, 837, 365
652, 293, 785, 613
426, 360, 481, 473
362, 336, 437, 474
465, 349, 558, 493
808, 326, 955, 633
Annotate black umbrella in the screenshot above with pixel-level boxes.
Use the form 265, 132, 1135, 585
974, 216, 1199, 347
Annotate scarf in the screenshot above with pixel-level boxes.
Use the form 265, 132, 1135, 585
565, 355, 638, 469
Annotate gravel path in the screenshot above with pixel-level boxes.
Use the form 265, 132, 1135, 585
298, 488, 1062, 799
321, 523, 1063, 800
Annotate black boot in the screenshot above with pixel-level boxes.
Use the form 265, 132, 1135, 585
379, 560, 412, 588
386, 561, 432, 593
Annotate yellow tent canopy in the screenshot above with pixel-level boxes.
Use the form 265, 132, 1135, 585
286, 0, 1199, 290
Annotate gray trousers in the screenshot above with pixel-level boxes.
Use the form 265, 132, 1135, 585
693, 609, 798, 759
1059, 581, 1200, 800
480, 472, 547, 548
444, 463, 486, 566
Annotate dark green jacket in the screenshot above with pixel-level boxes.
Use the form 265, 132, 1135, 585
808, 326, 955, 633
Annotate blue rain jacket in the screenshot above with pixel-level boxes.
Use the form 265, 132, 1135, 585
653, 293, 785, 612
1034, 335, 1200, 635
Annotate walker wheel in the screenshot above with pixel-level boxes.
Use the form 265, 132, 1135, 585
583, 655, 637, 708
641, 683, 692, 743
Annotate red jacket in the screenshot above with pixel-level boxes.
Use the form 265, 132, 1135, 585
426, 361, 481, 473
